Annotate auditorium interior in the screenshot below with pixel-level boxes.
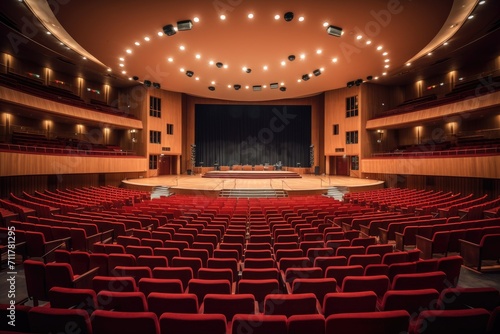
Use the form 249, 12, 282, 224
1, 0, 500, 333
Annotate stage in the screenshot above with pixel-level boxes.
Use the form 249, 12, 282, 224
121, 174, 385, 197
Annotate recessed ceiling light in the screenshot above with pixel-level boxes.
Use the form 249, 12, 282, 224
223, 64, 228, 69
297, 79, 302, 83
157, 31, 164, 37
323, 22, 329, 27
263, 65, 268, 70
179, 45, 185, 50
479, 1, 486, 4
126, 49, 132, 54
220, 14, 226, 20
300, 54, 305, 59
46, 31, 51, 35
406, 62, 411, 66
298, 16, 304, 22
356, 35, 362, 40
384, 65, 390, 68
376, 46, 383, 51
274, 14, 280, 20
195, 54, 201, 59
384, 59, 390, 62
193, 17, 200, 22
180, 68, 185, 72
248, 13, 254, 19
382, 52, 388, 56
332, 58, 338, 63
459, 77, 464, 81
263, 85, 267, 88
245, 86, 249, 89
107, 68, 112, 72
382, 72, 387, 75
320, 67, 324, 72
281, 82, 285, 86
121, 70, 126, 74
119, 63, 124, 67
228, 85, 231, 88
195, 77, 199, 81
440, 82, 444, 86
242, 66, 247, 71
135, 42, 140, 46
128, 77, 133, 81
374, 76, 379, 80
366, 40, 372, 45
211, 81, 216, 85
427, 52, 432, 56
144, 37, 150, 42
167, 57, 173, 62
281, 61, 286, 66
443, 41, 449, 46
316, 49, 322, 54
468, 15, 474, 20
119, 57, 124, 61
209, 60, 214, 65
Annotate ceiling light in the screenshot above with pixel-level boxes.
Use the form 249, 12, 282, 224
384, 59, 390, 62
263, 65, 268, 70
223, 64, 228, 69
468, 15, 474, 20
479, 1, 486, 4
297, 79, 302, 83
284, 12, 294, 22
288, 55, 295, 61
298, 16, 304, 22
134, 42, 140, 46
302, 74, 310, 81
167, 57, 173, 62
179, 45, 185, 50
281, 61, 286, 66
313, 69, 321, 76
211, 81, 215, 85
316, 49, 322, 54
119, 63, 124, 67
195, 54, 201, 59
300, 54, 305, 59
377, 46, 383, 51
208, 86, 215, 91
274, 14, 280, 20
332, 58, 338, 63
220, 14, 226, 20
209, 60, 214, 65
107, 68, 112, 72
382, 52, 388, 56
227, 85, 232, 88
374, 76, 379, 80
443, 41, 449, 46
270, 83, 279, 89
119, 57, 125, 61
263, 85, 267, 89
128, 77, 133, 81
163, 24, 176, 36
245, 86, 249, 89
121, 70, 126, 74
144, 36, 150, 41
242, 67, 247, 71
281, 82, 285, 86
427, 52, 432, 56
280, 87, 287, 92
193, 17, 200, 22
356, 35, 362, 40
248, 13, 254, 19
186, 70, 194, 77
366, 40, 372, 45
126, 49, 132, 54
195, 77, 199, 81
216, 62, 223, 68
323, 22, 329, 27
326, 25, 343, 37
177, 20, 193, 31
180, 68, 185, 72
320, 67, 324, 72
382, 72, 387, 75
384, 65, 390, 68
406, 62, 411, 66
46, 31, 51, 35
157, 31, 164, 37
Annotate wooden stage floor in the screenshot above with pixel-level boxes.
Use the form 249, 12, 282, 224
122, 174, 384, 195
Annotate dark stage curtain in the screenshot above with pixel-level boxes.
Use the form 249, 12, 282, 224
194, 104, 311, 167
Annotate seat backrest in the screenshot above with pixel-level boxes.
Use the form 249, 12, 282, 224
380, 288, 440, 315
207, 258, 238, 281
147, 292, 199, 317
187, 278, 231, 302
97, 290, 147, 312
198, 268, 233, 285
92, 275, 137, 293
91, 310, 159, 334
153, 267, 193, 290
264, 293, 319, 317
322, 291, 378, 317
237, 279, 280, 311
137, 255, 168, 270
202, 293, 256, 322
23, 259, 48, 304
113, 265, 152, 284
29, 306, 92, 334
324, 265, 364, 287
159, 312, 226, 334
341, 275, 390, 299
172, 256, 203, 278
287, 314, 325, 334
325, 310, 410, 334
45, 262, 74, 290
412, 308, 490, 334
48, 286, 97, 314
231, 314, 287, 334
437, 255, 463, 287
391, 271, 447, 292
138, 277, 183, 296
241, 268, 280, 280
292, 278, 337, 304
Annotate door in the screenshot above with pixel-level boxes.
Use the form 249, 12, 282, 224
158, 155, 171, 175
335, 156, 349, 176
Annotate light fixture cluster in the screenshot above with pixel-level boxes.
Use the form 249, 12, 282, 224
346, 76, 373, 88
143, 80, 161, 89
162, 19, 194, 36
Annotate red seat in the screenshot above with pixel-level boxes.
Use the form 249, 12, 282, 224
324, 265, 364, 288
136, 255, 168, 270
29, 306, 92, 334
112, 265, 152, 285
138, 277, 184, 296
292, 278, 337, 304
264, 293, 319, 317
153, 267, 193, 290
91, 310, 159, 334
159, 313, 226, 334
187, 278, 231, 302
48, 286, 98, 314
287, 314, 325, 334
92, 276, 137, 293
201, 293, 256, 322
325, 310, 410, 334
23, 259, 48, 306
171, 256, 202, 278
237, 279, 280, 312
147, 292, 199, 316
391, 271, 447, 292
230, 314, 287, 334
96, 290, 147, 312
341, 275, 390, 299
410, 308, 490, 334
323, 291, 378, 316
378, 288, 440, 316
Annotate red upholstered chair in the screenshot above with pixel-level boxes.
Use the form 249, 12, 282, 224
416, 231, 452, 259
153, 267, 193, 291
147, 292, 199, 316
325, 310, 410, 334
364, 264, 389, 276
378, 289, 440, 317
313, 256, 348, 273
437, 287, 500, 311
387, 262, 417, 283
230, 314, 287, 334
0, 303, 31, 332
323, 291, 378, 317
335, 246, 366, 259
237, 279, 280, 312
137, 255, 168, 270
25, 231, 69, 261
45, 262, 98, 291
153, 247, 180, 263
96, 290, 147, 312
159, 313, 226, 334
200, 293, 256, 323
324, 265, 364, 288
171, 256, 202, 278
91, 310, 160, 334
187, 278, 231, 302
23, 259, 48, 306
382, 251, 409, 266
409, 308, 490, 334
48, 286, 98, 314
112, 265, 152, 285
391, 271, 447, 292
244, 258, 276, 269
287, 314, 326, 334
264, 293, 320, 317
207, 258, 239, 282
437, 255, 463, 287
292, 278, 337, 305
348, 254, 381, 268
126, 245, 153, 258
108, 253, 136, 274
182, 248, 210, 267
241, 268, 280, 280
282, 267, 323, 288
29, 307, 92, 334
138, 278, 183, 296
340, 275, 390, 300
366, 244, 394, 257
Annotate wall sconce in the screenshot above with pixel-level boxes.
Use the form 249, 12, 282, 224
377, 129, 384, 143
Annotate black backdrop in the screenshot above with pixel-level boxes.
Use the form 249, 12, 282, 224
194, 104, 312, 167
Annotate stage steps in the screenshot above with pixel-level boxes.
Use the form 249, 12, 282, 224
324, 186, 348, 201
151, 186, 172, 199
219, 189, 288, 198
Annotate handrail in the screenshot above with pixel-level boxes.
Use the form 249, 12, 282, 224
0, 142, 137, 156
372, 146, 500, 158
281, 180, 292, 190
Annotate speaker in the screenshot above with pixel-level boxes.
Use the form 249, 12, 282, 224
326, 25, 343, 37
314, 166, 320, 176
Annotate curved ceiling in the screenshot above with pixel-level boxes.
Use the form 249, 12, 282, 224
3, 0, 498, 102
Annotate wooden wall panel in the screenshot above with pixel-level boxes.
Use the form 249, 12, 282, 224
0, 152, 147, 177
362, 156, 500, 179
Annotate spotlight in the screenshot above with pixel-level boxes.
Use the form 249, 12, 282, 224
234, 84, 241, 90
186, 70, 194, 77
132, 76, 139, 81
153, 82, 161, 89
355, 78, 363, 86
208, 86, 215, 91
302, 74, 310, 81
288, 55, 295, 61
144, 80, 152, 87
347, 81, 354, 88
177, 20, 193, 31
246, 68, 252, 73
253, 85, 262, 91
162, 24, 176, 36
326, 25, 343, 37
366, 75, 373, 81
270, 83, 279, 89
280, 87, 286, 92
216, 62, 223, 68
313, 69, 321, 76
284, 12, 294, 22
